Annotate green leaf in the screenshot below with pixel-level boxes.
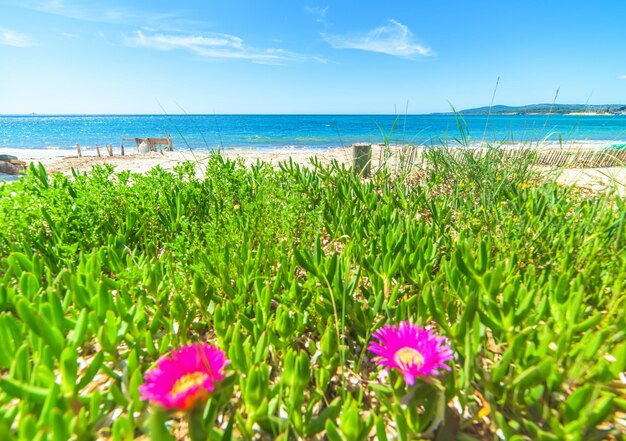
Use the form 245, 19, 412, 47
51, 408, 68, 441
19, 272, 40, 298
294, 249, 319, 277
148, 408, 174, 441
586, 394, 614, 429
15, 298, 64, 357
512, 359, 552, 390
455, 292, 478, 338
38, 381, 60, 430
564, 384, 593, 423
77, 352, 104, 391
375, 416, 388, 441
339, 399, 361, 441
307, 397, 341, 436
325, 419, 344, 441
60, 347, 78, 394
0, 377, 49, 403
454, 248, 474, 279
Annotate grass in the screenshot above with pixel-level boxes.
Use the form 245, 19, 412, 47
0, 148, 625, 440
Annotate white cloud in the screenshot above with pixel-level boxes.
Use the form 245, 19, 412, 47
305, 5, 329, 25
322, 19, 432, 58
617, 75, 626, 80
0, 28, 35, 47
20, 0, 202, 31
125, 30, 325, 64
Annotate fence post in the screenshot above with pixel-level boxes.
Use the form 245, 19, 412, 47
76, 144, 82, 157
352, 142, 372, 177
164, 129, 173, 151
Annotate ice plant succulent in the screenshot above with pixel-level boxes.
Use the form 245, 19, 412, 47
368, 322, 453, 386
140, 342, 229, 411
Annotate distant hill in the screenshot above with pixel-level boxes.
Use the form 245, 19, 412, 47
447, 104, 626, 115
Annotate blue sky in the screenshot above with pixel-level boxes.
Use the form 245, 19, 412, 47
1, 0, 626, 114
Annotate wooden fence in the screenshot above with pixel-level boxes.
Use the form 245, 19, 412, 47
533, 148, 626, 168
443, 147, 626, 168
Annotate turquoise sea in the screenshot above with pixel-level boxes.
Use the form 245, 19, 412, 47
1, 114, 626, 157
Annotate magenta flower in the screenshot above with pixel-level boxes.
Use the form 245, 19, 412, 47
139, 342, 229, 411
368, 322, 453, 386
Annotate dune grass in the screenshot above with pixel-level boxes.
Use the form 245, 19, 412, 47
0, 149, 625, 440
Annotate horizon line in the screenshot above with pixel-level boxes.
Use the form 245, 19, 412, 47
3, 103, 625, 117
0, 112, 446, 117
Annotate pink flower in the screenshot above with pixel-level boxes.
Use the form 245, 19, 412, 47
368, 322, 453, 386
139, 342, 229, 411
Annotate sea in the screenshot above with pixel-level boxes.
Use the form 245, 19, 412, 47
1, 114, 626, 158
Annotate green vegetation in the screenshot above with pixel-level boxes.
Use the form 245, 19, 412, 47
449, 103, 626, 115
0, 150, 625, 440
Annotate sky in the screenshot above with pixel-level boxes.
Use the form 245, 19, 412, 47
1, 0, 626, 114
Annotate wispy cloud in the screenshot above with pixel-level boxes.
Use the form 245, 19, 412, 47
0, 27, 35, 47
305, 5, 329, 25
125, 31, 326, 64
322, 19, 432, 58
23, 0, 121, 21
19, 0, 205, 31
618, 75, 626, 80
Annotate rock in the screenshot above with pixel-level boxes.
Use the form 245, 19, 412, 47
0, 154, 18, 161
0, 160, 25, 175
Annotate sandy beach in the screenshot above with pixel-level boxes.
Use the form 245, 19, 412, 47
35, 147, 356, 175
2, 141, 626, 194
0, 145, 380, 180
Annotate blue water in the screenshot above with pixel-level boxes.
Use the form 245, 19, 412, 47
1, 114, 626, 153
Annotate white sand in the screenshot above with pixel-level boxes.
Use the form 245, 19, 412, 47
554, 167, 626, 195
19, 143, 408, 175
2, 141, 626, 194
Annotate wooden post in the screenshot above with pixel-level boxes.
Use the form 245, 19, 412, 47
120, 143, 125, 156
76, 144, 82, 157
352, 142, 372, 177
164, 129, 173, 151
95, 143, 101, 157
107, 143, 113, 156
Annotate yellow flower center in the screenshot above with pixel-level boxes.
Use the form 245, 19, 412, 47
394, 347, 424, 368
171, 372, 208, 397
